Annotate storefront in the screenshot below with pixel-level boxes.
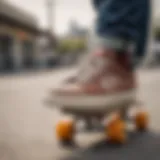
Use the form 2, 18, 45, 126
0, 35, 14, 71
0, 0, 40, 72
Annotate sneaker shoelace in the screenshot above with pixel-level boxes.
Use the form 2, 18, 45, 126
77, 53, 106, 83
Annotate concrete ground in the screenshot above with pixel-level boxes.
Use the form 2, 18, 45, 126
0, 67, 160, 160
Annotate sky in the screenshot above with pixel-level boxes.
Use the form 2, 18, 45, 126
6, 0, 95, 35
6, 0, 160, 35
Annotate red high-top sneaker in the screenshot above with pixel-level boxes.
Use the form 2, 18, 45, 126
51, 48, 136, 113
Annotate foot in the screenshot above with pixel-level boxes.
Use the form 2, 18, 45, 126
52, 48, 136, 111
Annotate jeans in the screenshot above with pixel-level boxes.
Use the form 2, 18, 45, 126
93, 0, 150, 64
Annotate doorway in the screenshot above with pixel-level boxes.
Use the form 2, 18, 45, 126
0, 35, 14, 71
22, 40, 34, 68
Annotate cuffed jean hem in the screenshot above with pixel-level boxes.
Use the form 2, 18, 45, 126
94, 36, 136, 52
93, 36, 137, 70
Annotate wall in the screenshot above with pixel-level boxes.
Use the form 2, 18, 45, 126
0, 23, 37, 71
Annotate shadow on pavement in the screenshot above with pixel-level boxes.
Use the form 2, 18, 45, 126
62, 131, 160, 160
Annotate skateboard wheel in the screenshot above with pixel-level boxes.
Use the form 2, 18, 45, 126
56, 120, 74, 142
134, 111, 148, 131
107, 115, 126, 144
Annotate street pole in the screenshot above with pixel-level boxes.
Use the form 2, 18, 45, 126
47, 0, 54, 34
46, 0, 57, 50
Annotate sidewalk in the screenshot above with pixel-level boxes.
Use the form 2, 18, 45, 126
0, 66, 160, 160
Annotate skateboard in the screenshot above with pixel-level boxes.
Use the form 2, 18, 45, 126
45, 93, 149, 145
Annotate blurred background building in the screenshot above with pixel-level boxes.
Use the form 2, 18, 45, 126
0, 0, 42, 72
1, 0, 160, 73
67, 20, 88, 40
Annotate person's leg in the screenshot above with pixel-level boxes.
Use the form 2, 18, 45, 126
51, 0, 151, 115
93, 0, 150, 66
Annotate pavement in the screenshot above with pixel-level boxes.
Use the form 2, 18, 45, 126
0, 67, 160, 160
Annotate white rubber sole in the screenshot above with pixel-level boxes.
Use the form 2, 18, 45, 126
50, 89, 136, 112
